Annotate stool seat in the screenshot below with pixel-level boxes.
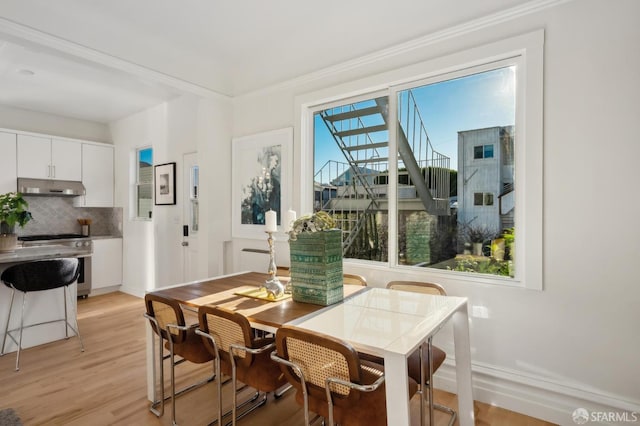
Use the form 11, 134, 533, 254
2, 259, 80, 292
1, 258, 84, 371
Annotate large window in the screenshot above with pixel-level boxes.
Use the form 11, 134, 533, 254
314, 94, 389, 261
306, 31, 543, 289
136, 147, 153, 219
314, 64, 516, 279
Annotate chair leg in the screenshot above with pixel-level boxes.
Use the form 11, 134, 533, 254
170, 339, 178, 426
422, 335, 457, 426
149, 331, 165, 417
1, 288, 15, 356
428, 337, 434, 426
417, 339, 436, 426
64, 286, 69, 339
274, 382, 293, 399
205, 376, 265, 426
148, 339, 216, 421
63, 286, 84, 351
14, 292, 29, 371
419, 343, 425, 426
434, 402, 457, 426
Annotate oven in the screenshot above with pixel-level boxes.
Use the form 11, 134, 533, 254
18, 234, 93, 297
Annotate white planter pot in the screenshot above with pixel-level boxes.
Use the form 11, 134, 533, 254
0, 233, 17, 253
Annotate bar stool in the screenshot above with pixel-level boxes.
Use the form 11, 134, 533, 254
1, 258, 84, 371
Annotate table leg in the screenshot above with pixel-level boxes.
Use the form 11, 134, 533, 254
384, 351, 411, 426
453, 303, 475, 426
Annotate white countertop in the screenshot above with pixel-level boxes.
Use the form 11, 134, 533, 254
0, 245, 91, 264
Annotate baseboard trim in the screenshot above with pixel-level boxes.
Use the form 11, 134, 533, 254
433, 360, 640, 425
118, 285, 145, 299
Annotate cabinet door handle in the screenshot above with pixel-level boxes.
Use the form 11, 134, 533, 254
52, 165, 56, 178
47, 165, 51, 177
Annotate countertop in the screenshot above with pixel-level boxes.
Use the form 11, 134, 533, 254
88, 235, 122, 240
0, 245, 91, 264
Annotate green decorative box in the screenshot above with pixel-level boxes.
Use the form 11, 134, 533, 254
289, 229, 343, 306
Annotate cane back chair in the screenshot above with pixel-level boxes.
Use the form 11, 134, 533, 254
271, 325, 418, 426
196, 305, 287, 426
143, 293, 214, 425
342, 273, 367, 286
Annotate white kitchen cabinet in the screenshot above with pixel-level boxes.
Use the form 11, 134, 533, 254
74, 143, 114, 207
92, 238, 123, 290
52, 138, 82, 180
0, 132, 17, 194
17, 134, 81, 181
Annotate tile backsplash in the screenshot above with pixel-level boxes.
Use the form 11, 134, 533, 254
17, 196, 122, 237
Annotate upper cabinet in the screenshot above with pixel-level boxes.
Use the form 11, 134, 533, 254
75, 143, 114, 207
0, 132, 17, 194
17, 134, 82, 181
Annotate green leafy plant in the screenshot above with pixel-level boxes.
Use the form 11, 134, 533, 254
0, 192, 33, 232
502, 227, 515, 260
449, 256, 511, 277
462, 222, 497, 243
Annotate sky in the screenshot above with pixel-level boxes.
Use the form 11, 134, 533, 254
314, 66, 515, 179
139, 147, 153, 165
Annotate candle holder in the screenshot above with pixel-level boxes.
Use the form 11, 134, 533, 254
262, 231, 284, 298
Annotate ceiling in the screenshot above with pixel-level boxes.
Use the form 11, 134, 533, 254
0, 0, 537, 124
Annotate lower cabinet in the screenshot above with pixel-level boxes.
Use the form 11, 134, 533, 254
92, 238, 123, 291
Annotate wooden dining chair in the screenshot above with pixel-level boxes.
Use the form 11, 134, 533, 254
343, 273, 367, 286
143, 293, 214, 425
271, 325, 418, 426
386, 280, 457, 426
196, 305, 287, 426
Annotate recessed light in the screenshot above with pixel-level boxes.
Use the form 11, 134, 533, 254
18, 69, 35, 76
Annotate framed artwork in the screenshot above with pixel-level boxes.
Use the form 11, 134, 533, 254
232, 127, 293, 239
154, 162, 176, 205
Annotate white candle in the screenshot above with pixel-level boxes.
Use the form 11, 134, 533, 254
286, 209, 297, 231
265, 210, 277, 233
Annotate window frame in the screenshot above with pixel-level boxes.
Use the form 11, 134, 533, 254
135, 146, 153, 220
474, 144, 495, 159
297, 30, 544, 290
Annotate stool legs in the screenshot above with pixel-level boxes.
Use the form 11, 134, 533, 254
1, 286, 83, 371
1, 288, 16, 356
63, 286, 84, 351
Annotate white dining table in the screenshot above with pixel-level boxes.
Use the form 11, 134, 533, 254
290, 287, 475, 426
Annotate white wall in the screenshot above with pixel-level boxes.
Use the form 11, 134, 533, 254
0, 104, 111, 143
110, 93, 232, 296
110, 103, 166, 296
230, 0, 640, 423
197, 97, 233, 276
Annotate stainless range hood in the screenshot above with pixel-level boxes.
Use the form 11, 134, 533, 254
17, 178, 86, 197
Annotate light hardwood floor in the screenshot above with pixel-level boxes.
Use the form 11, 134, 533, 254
0, 292, 556, 426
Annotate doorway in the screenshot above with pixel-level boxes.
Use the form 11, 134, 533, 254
182, 152, 200, 282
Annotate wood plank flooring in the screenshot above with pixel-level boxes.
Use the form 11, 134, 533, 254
0, 291, 557, 426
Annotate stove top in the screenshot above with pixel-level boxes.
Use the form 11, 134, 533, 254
18, 234, 88, 241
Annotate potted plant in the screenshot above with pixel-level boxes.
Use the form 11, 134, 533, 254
462, 223, 496, 256
288, 211, 343, 306
0, 192, 33, 253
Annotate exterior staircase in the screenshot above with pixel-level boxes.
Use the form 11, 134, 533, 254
316, 91, 450, 256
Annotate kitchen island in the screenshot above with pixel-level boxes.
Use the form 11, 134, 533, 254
0, 245, 91, 355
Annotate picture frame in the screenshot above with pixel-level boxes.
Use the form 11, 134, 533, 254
154, 162, 176, 205
232, 127, 293, 239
